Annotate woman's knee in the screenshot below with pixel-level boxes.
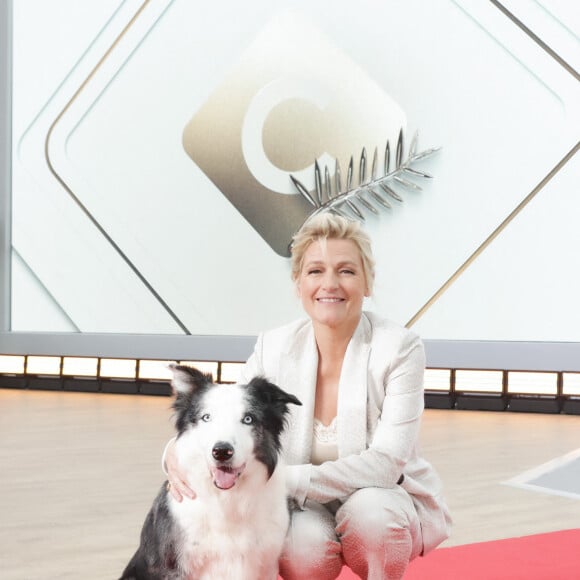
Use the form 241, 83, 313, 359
279, 502, 343, 580
335, 488, 422, 578
336, 487, 417, 539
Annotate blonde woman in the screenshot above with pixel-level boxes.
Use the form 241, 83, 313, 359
166, 213, 451, 579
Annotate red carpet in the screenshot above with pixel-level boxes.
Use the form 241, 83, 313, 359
309, 529, 580, 579
406, 528, 580, 579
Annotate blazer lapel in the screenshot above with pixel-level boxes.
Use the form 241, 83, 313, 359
278, 322, 318, 464
277, 315, 372, 463
337, 314, 371, 457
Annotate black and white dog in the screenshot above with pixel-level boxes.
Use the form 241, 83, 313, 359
120, 364, 301, 580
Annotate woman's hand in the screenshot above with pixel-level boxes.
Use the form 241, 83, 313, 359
164, 439, 196, 502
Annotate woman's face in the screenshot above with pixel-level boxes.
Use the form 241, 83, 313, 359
297, 238, 370, 333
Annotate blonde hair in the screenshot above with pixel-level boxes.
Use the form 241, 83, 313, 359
290, 213, 375, 294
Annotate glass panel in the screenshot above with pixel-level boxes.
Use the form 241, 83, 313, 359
99, 358, 137, 379
26, 355, 61, 375
138, 359, 174, 381
455, 370, 503, 393
563, 373, 580, 396
62, 357, 98, 377
424, 368, 451, 391
220, 362, 245, 383
507, 371, 558, 395
0, 355, 25, 373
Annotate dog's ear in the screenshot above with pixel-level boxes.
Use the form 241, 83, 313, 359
246, 378, 301, 477
168, 363, 213, 395
247, 377, 302, 409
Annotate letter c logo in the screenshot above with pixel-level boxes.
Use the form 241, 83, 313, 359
241, 78, 334, 194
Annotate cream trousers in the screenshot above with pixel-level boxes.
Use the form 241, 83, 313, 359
279, 486, 423, 580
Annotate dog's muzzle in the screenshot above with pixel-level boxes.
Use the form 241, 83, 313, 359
211, 442, 244, 490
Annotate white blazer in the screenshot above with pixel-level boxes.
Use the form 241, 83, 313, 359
240, 312, 452, 554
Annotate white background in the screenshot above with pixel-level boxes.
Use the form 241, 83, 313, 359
10, 0, 580, 341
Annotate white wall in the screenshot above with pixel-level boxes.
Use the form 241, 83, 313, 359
3, 0, 580, 364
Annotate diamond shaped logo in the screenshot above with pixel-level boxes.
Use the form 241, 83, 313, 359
182, 10, 406, 256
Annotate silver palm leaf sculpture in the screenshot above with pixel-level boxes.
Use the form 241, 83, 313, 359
290, 129, 439, 224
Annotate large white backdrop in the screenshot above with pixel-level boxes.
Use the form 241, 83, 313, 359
10, 0, 580, 341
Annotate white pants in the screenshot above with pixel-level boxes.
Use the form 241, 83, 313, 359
279, 486, 423, 580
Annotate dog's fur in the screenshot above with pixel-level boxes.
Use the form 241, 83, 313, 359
120, 365, 301, 580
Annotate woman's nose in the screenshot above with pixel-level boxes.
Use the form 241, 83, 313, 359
322, 271, 338, 289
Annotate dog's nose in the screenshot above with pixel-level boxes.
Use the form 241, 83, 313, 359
212, 442, 234, 462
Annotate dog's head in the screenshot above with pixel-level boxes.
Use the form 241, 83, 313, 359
168, 364, 301, 490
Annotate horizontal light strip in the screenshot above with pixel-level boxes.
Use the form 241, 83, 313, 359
99, 358, 137, 379
220, 362, 245, 383
507, 371, 558, 395
456, 370, 503, 393
26, 356, 61, 375
62, 357, 99, 377
424, 368, 451, 391
138, 360, 175, 380
0, 355, 25, 373
0, 358, 575, 400
563, 373, 580, 396
0, 356, 222, 382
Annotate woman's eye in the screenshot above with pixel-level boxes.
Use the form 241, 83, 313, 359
340, 269, 355, 275
242, 415, 253, 425
307, 269, 321, 275
201, 413, 211, 422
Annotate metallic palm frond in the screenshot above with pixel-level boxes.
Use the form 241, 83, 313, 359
291, 129, 440, 224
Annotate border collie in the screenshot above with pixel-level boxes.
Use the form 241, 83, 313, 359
120, 364, 301, 580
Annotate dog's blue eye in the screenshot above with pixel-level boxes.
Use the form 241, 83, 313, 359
242, 415, 253, 425
201, 413, 211, 422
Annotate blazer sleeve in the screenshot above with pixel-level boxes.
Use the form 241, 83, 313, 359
289, 331, 426, 505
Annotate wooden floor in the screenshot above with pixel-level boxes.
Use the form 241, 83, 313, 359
1, 388, 579, 580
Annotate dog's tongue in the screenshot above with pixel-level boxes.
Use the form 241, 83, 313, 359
214, 467, 237, 490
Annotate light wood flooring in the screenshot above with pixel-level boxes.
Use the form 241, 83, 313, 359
1, 388, 579, 580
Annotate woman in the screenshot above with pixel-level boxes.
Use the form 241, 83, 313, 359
165, 213, 451, 579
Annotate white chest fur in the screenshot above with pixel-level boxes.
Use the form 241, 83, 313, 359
169, 463, 289, 580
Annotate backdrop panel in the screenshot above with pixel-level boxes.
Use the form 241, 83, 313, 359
7, 0, 580, 349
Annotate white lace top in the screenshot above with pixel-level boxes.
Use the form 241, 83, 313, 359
311, 417, 338, 465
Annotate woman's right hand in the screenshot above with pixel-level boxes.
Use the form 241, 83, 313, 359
164, 438, 196, 502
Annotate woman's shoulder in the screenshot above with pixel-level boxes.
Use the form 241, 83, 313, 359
254, 318, 313, 375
